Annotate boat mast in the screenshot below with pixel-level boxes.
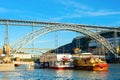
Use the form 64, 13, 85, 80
114, 29, 118, 53
55, 31, 58, 54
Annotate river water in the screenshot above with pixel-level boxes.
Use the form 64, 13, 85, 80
0, 64, 120, 80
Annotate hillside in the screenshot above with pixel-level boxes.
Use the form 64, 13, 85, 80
50, 31, 120, 54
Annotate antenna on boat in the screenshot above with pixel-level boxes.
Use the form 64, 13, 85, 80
55, 31, 58, 54
74, 32, 81, 54
63, 46, 64, 54
76, 32, 79, 48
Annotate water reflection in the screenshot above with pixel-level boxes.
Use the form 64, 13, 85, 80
0, 64, 119, 80
0, 71, 22, 80
0, 72, 10, 80
48, 69, 109, 80
54, 70, 73, 80
87, 71, 108, 80
0, 69, 109, 80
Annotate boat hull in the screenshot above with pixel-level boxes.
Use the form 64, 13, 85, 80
75, 63, 108, 71
49, 66, 74, 70
93, 63, 108, 71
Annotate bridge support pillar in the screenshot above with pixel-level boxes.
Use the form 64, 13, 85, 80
3, 44, 10, 56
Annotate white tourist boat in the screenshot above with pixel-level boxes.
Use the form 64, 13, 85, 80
49, 54, 74, 69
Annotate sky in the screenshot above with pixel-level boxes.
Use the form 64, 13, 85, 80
0, 0, 120, 53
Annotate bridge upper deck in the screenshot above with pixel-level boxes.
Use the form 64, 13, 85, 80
0, 19, 119, 31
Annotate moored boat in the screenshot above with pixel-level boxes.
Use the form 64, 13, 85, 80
49, 65, 74, 70
72, 53, 109, 71
49, 54, 74, 70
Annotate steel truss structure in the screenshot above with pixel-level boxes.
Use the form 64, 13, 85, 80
0, 19, 119, 57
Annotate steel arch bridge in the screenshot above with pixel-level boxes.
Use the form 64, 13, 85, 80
0, 19, 119, 57
11, 25, 117, 57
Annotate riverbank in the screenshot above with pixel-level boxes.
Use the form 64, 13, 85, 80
0, 63, 15, 71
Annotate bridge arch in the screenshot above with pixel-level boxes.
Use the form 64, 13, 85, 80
11, 25, 117, 56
